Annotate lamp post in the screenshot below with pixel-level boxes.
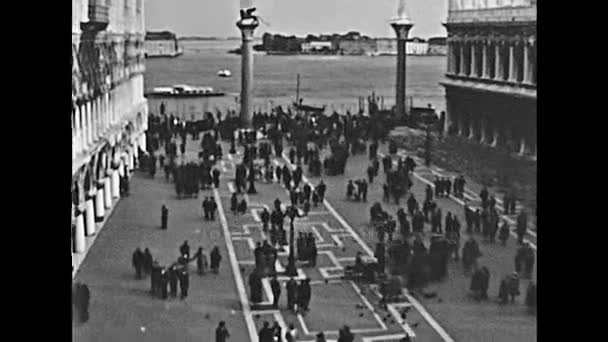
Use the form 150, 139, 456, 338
236, 8, 259, 129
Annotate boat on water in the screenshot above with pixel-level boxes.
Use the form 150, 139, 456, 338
217, 69, 232, 78
145, 84, 225, 97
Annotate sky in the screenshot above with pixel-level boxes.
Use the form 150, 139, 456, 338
145, 0, 447, 39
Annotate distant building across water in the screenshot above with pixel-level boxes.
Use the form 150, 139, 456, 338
145, 31, 183, 58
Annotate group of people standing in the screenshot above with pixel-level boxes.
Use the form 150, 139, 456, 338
346, 179, 368, 202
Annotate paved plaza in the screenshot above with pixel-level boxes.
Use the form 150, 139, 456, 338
73, 136, 536, 342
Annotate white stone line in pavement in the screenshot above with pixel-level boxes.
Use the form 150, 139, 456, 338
379, 152, 537, 248
279, 154, 454, 342
362, 334, 410, 342
213, 188, 259, 342
233, 236, 256, 250
349, 280, 388, 331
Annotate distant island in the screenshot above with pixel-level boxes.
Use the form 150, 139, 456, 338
227, 31, 447, 56
179, 36, 222, 41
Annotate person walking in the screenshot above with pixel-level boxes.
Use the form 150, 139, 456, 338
270, 275, 281, 309
192, 247, 208, 275
215, 321, 230, 342
132, 248, 143, 279
210, 246, 222, 274
179, 267, 189, 300
161, 204, 169, 230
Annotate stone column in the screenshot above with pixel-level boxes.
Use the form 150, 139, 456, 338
457, 115, 464, 136
518, 138, 526, 156
391, 19, 414, 119
494, 42, 504, 81
74, 207, 86, 253
508, 42, 518, 83
490, 129, 499, 147
74, 107, 81, 156
470, 41, 477, 77
85, 192, 96, 236
468, 118, 475, 139
237, 18, 259, 129
104, 176, 112, 209
111, 168, 120, 198
482, 41, 490, 79
86, 101, 93, 145
459, 41, 467, 76
523, 38, 535, 85
95, 183, 105, 221
480, 118, 487, 144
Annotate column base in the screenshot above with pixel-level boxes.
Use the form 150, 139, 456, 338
74, 212, 86, 253
85, 199, 96, 236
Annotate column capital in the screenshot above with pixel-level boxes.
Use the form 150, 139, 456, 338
236, 18, 259, 40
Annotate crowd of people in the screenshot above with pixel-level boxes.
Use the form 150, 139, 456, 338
130, 242, 223, 301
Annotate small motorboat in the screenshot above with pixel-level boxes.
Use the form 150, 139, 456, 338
218, 69, 232, 77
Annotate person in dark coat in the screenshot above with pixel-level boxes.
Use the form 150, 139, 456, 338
272, 321, 283, 341
298, 279, 311, 312
249, 270, 263, 304
258, 321, 274, 342
525, 281, 537, 313
210, 246, 222, 273
212, 168, 221, 188
150, 261, 160, 295
270, 275, 281, 308
191, 247, 208, 275
337, 325, 355, 342
498, 220, 510, 246
286, 277, 298, 312
132, 247, 143, 279
516, 210, 528, 244
143, 248, 153, 275
179, 268, 189, 300
215, 321, 230, 342
75, 282, 90, 323
230, 193, 238, 213
180, 240, 190, 260
159, 268, 169, 299
161, 204, 169, 230
168, 266, 178, 298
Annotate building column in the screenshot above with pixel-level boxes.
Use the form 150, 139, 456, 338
80, 104, 88, 151
494, 42, 504, 81
468, 118, 475, 139
95, 182, 105, 221
481, 41, 490, 79
111, 168, 120, 198
523, 39, 535, 85
85, 192, 96, 236
457, 115, 464, 136
508, 42, 518, 83
73, 107, 81, 156
104, 175, 112, 209
490, 129, 499, 147
459, 41, 467, 76
87, 101, 94, 145
480, 118, 487, 144
73, 207, 86, 253
470, 41, 477, 77
518, 138, 526, 156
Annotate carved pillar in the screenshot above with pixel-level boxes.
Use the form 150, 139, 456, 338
480, 118, 487, 144
73, 207, 86, 253
508, 42, 518, 83
74, 106, 82, 156
470, 41, 477, 77
490, 129, 499, 147
468, 117, 475, 139
482, 41, 490, 79
523, 37, 535, 85
518, 138, 526, 156
459, 41, 467, 76
494, 42, 504, 81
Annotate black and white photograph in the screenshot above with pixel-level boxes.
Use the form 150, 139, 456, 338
71, 0, 537, 341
